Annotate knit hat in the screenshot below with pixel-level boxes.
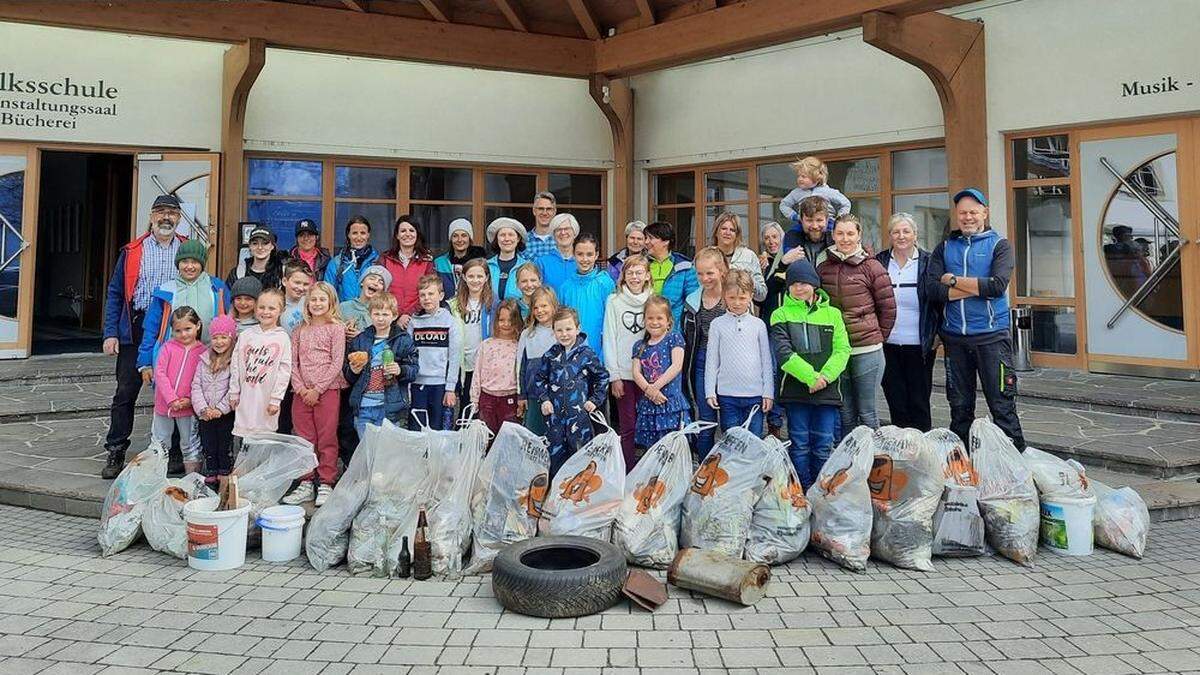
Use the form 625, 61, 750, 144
486, 217, 528, 244
230, 275, 262, 300
448, 218, 473, 240
362, 264, 392, 288
624, 220, 647, 236
210, 315, 237, 338
550, 213, 580, 239
175, 239, 207, 267
785, 259, 820, 288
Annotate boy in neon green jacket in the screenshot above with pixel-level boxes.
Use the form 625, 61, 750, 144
769, 259, 850, 488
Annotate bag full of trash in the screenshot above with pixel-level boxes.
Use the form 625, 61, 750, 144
680, 421, 773, 558
233, 432, 318, 535
614, 422, 711, 568
807, 426, 875, 572
142, 473, 216, 559
465, 422, 550, 574
428, 415, 491, 576
971, 418, 1039, 566
98, 440, 170, 557
925, 429, 985, 557
867, 427, 941, 572
306, 424, 378, 572
1091, 479, 1150, 559
541, 415, 625, 541
745, 436, 810, 565
1023, 447, 1094, 501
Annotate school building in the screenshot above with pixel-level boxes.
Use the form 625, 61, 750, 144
0, 0, 1196, 378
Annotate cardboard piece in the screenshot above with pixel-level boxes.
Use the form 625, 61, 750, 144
622, 570, 668, 611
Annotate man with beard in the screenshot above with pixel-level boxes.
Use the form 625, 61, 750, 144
781, 195, 835, 266
101, 195, 189, 478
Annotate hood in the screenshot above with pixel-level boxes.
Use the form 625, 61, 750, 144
826, 245, 869, 265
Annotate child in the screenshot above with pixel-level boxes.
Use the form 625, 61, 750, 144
229, 288, 293, 438
558, 232, 615, 362
705, 269, 774, 437
281, 261, 314, 335
450, 258, 496, 418
769, 259, 850, 489
603, 254, 650, 468
344, 293, 419, 435
534, 307, 609, 477
339, 264, 390, 341
515, 262, 543, 319
192, 315, 238, 483
283, 282, 346, 507
778, 156, 852, 225
632, 296, 690, 451
229, 276, 261, 335
516, 287, 558, 435
151, 307, 205, 475
682, 246, 728, 458
470, 300, 522, 436
407, 274, 462, 431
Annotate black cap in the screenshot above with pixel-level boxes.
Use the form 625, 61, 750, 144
295, 219, 320, 237
247, 225, 275, 243
151, 194, 181, 210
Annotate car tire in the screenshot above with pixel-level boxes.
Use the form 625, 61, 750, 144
492, 535, 627, 618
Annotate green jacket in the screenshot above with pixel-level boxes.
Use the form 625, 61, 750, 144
768, 289, 851, 405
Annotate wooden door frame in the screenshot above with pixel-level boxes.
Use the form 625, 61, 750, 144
131, 151, 222, 274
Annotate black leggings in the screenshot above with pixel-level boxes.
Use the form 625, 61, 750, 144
198, 412, 236, 477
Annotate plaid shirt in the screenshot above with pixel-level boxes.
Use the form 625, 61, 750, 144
132, 236, 181, 311
525, 230, 557, 260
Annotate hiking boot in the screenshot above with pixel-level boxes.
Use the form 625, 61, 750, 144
282, 481, 315, 505
315, 484, 333, 507
166, 457, 186, 478
100, 446, 126, 480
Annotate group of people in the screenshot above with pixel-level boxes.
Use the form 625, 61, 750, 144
101, 156, 1026, 505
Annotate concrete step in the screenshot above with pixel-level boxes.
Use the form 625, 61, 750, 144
0, 379, 150, 423
0, 352, 110, 385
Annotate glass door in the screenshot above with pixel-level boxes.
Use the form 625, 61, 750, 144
0, 145, 34, 358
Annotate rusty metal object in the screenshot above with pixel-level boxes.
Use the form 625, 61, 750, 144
667, 548, 770, 606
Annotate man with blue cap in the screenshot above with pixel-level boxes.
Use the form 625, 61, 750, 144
924, 188, 1026, 451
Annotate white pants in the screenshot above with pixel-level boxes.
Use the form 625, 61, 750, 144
151, 414, 201, 463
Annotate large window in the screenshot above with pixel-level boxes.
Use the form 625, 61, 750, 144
247, 159, 323, 250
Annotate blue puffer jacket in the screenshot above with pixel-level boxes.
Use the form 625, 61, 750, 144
323, 246, 379, 303
136, 277, 231, 371
487, 253, 530, 304
657, 252, 699, 326
559, 267, 615, 362
924, 228, 1014, 337
343, 326, 420, 415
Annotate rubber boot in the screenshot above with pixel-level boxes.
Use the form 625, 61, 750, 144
100, 446, 126, 480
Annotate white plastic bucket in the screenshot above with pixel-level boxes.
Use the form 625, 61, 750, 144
257, 504, 306, 563
183, 496, 251, 571
1040, 495, 1096, 555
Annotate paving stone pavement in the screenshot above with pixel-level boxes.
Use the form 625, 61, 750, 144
0, 505, 1197, 674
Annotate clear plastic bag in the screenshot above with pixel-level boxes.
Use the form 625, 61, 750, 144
925, 429, 985, 557
808, 426, 875, 572
745, 437, 810, 565
234, 432, 318, 535
680, 423, 773, 558
306, 424, 379, 571
142, 473, 216, 559
98, 440, 169, 557
971, 418, 1039, 566
1091, 479, 1150, 559
868, 427, 941, 572
1023, 447, 1094, 501
613, 423, 711, 568
465, 422, 550, 574
428, 416, 491, 577
541, 415, 625, 541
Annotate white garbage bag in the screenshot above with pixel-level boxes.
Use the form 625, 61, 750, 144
306, 424, 378, 571
142, 473, 216, 559
680, 423, 773, 558
971, 418, 1039, 566
541, 416, 625, 541
1092, 479, 1150, 559
234, 433, 318, 535
98, 440, 169, 557
428, 417, 491, 576
808, 426, 875, 572
613, 423, 711, 568
868, 427, 941, 572
465, 422, 550, 574
1023, 447, 1094, 501
925, 429, 985, 557
745, 437, 810, 565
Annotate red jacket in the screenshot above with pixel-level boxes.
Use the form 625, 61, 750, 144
381, 253, 435, 316
818, 249, 896, 348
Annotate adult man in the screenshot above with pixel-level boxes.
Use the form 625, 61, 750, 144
535, 213, 578, 289
526, 191, 559, 259
924, 188, 1026, 451
101, 194, 188, 479
606, 220, 646, 281
781, 195, 834, 266
643, 221, 699, 324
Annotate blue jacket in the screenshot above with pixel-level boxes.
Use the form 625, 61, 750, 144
876, 247, 942, 354
433, 245, 487, 298
323, 246, 379, 303
136, 277, 231, 371
656, 252, 699, 326
535, 250, 576, 291
487, 253, 530, 304
103, 232, 188, 344
559, 267, 615, 362
343, 326, 420, 415
533, 334, 609, 412
924, 229, 1014, 338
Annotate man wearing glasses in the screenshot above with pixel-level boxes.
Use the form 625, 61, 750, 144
526, 191, 559, 259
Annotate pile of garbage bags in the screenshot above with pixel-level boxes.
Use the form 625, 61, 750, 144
867, 427, 942, 572
540, 416, 625, 540
465, 422, 550, 574
680, 424, 773, 558
971, 419, 1040, 566
808, 426, 875, 572
926, 429, 985, 557
98, 441, 170, 557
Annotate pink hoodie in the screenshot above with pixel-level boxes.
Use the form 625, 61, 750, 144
153, 339, 204, 417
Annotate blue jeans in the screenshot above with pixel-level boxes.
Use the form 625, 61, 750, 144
354, 405, 407, 438
717, 395, 764, 437
784, 402, 839, 490
409, 384, 446, 431
693, 350, 717, 457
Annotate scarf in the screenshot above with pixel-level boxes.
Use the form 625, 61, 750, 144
172, 272, 216, 340
336, 244, 374, 284
828, 245, 867, 262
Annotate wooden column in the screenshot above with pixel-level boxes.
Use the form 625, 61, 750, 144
220, 38, 266, 273
589, 76, 635, 251
863, 11, 987, 196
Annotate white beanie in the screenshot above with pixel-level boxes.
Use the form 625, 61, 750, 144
486, 217, 528, 244
448, 218, 473, 240
549, 213, 580, 239
624, 220, 647, 236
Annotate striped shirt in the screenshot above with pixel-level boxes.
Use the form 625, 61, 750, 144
132, 236, 181, 311
704, 310, 775, 399
525, 230, 557, 259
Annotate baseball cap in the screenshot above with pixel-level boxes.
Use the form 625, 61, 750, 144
952, 188, 988, 207
295, 219, 320, 237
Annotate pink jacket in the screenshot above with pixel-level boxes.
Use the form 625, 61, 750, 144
153, 339, 203, 417
191, 350, 233, 416
470, 337, 519, 402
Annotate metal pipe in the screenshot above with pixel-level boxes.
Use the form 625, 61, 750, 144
1106, 242, 1186, 329
1099, 156, 1180, 238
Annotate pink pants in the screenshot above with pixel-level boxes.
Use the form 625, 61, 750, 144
292, 388, 340, 485
614, 379, 642, 471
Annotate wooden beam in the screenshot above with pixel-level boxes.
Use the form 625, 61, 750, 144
418, 0, 452, 22
633, 0, 656, 26
220, 38, 266, 276
339, 0, 366, 12
566, 0, 602, 40
595, 0, 973, 76
863, 10, 986, 195
492, 0, 528, 31
0, 0, 594, 78
589, 76, 634, 236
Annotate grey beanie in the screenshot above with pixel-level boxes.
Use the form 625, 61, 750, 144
361, 264, 392, 289
230, 275, 262, 300
448, 218, 473, 240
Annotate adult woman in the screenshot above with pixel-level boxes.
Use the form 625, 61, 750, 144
485, 217, 529, 303
324, 215, 379, 302
226, 224, 286, 290
606, 220, 647, 281
380, 215, 435, 329
433, 218, 486, 296
875, 213, 940, 431
756, 220, 788, 320
816, 214, 896, 431
710, 211, 766, 303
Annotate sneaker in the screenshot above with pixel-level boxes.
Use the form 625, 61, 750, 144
315, 484, 333, 507
100, 446, 125, 480
281, 481, 315, 505
166, 458, 185, 478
